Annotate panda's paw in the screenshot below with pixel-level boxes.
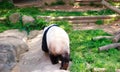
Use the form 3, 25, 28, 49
51, 60, 58, 64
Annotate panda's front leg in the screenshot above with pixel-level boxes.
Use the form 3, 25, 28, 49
49, 54, 58, 64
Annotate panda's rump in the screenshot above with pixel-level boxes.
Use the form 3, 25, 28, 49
48, 39, 69, 55
46, 26, 69, 55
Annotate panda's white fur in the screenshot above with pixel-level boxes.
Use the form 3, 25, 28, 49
42, 24, 70, 70
46, 25, 70, 55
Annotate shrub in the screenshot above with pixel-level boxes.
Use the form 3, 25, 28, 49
0, 0, 14, 9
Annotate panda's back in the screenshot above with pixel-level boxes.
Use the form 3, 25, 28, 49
46, 26, 69, 55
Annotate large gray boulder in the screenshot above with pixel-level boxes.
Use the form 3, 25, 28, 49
0, 29, 29, 72
0, 29, 27, 42
9, 13, 21, 24
22, 15, 35, 25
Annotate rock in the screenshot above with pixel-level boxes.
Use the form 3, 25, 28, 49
28, 30, 43, 39
0, 29, 29, 72
0, 29, 27, 43
0, 44, 16, 72
9, 13, 21, 24
0, 36, 29, 61
22, 15, 35, 25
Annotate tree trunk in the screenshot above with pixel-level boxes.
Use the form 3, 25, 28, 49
101, 0, 120, 15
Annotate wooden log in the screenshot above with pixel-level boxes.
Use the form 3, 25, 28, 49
93, 68, 106, 72
98, 43, 120, 51
112, 33, 120, 43
101, 0, 120, 15
92, 36, 113, 40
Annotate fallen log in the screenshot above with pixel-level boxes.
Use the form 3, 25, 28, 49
92, 36, 113, 40
93, 68, 106, 72
0, 17, 6, 21
98, 43, 120, 51
101, 0, 120, 15
112, 33, 120, 43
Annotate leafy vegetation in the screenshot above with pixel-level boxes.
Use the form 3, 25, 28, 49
0, 7, 116, 17
0, 18, 47, 33
0, 0, 14, 9
0, 19, 72, 34
69, 30, 120, 72
0, 22, 10, 32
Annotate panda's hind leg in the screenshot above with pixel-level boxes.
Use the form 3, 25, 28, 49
49, 54, 58, 64
60, 53, 70, 70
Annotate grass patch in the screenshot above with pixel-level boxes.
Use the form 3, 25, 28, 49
95, 19, 104, 25
0, 22, 10, 32
69, 30, 120, 72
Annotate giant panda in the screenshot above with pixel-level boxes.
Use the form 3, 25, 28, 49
42, 24, 70, 70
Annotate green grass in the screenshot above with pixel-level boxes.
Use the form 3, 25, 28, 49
0, 22, 10, 32
69, 30, 120, 72
0, 7, 116, 17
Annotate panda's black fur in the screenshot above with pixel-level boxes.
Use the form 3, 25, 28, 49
42, 24, 70, 70
42, 24, 57, 52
